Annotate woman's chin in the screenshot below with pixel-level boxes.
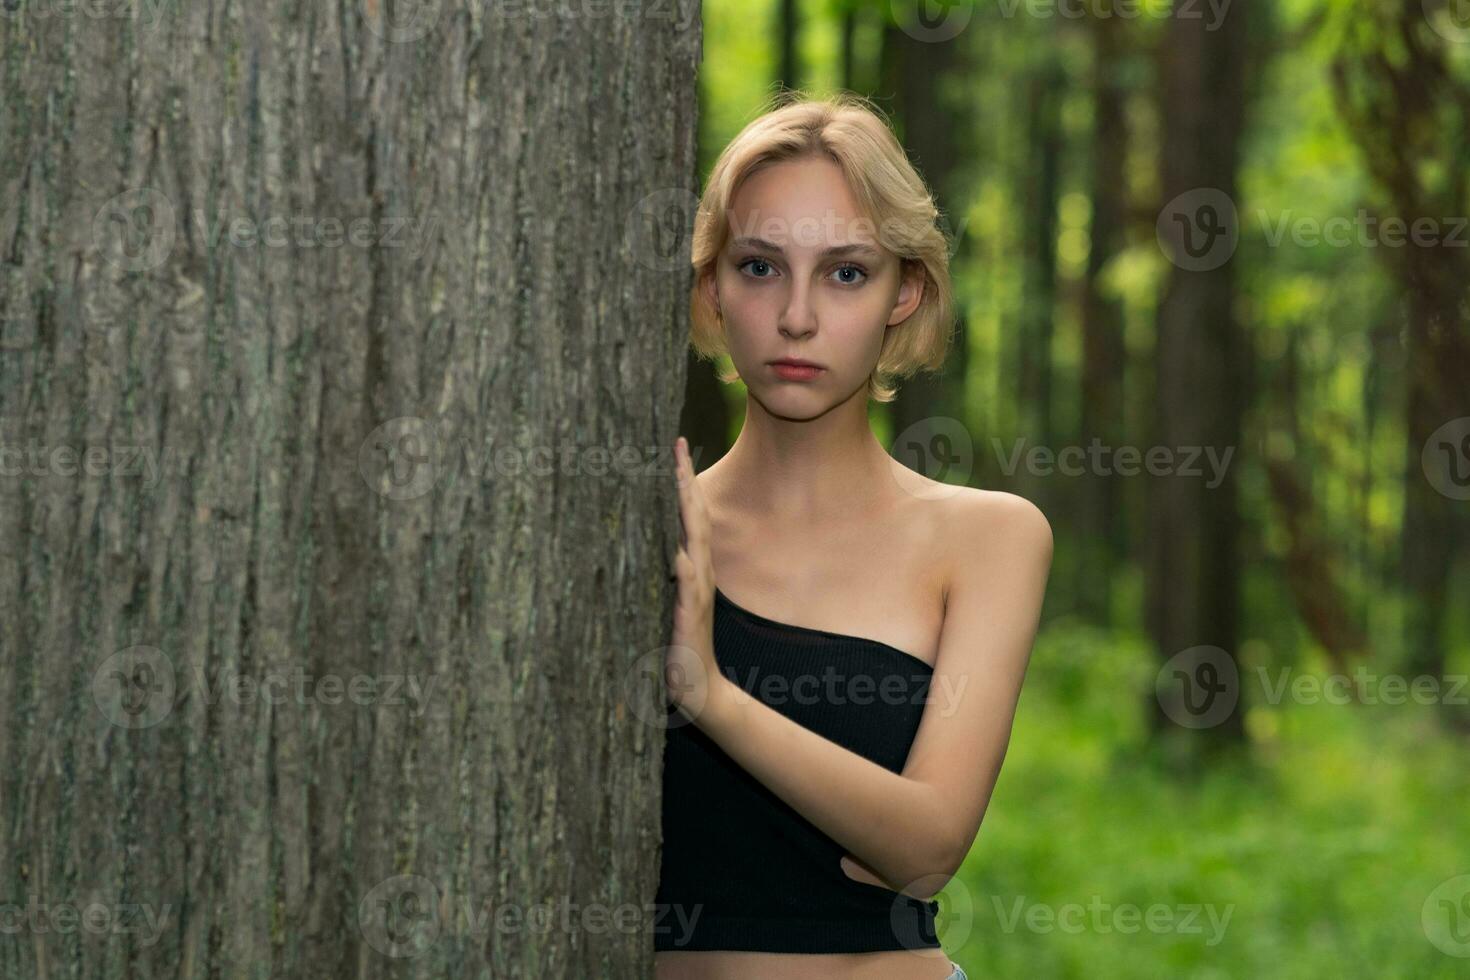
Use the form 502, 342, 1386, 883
750, 388, 836, 421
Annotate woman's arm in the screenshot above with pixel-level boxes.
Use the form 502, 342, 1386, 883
682, 481, 1052, 901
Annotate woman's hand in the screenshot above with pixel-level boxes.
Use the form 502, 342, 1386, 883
667, 436, 722, 723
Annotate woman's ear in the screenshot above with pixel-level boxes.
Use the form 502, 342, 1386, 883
886, 260, 926, 327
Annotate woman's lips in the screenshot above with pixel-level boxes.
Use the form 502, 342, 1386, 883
770, 362, 824, 381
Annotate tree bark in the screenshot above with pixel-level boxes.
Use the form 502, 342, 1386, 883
0, 1, 701, 976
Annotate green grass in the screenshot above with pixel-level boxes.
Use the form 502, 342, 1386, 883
936, 619, 1470, 979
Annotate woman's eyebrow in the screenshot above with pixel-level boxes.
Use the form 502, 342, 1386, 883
729, 236, 882, 259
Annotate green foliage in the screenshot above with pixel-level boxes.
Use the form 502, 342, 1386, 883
940, 620, 1470, 978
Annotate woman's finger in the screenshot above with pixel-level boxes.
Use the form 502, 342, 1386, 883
674, 437, 692, 548
681, 441, 709, 560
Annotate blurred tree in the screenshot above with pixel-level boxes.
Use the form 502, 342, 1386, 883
1016, 52, 1066, 457
841, 0, 861, 93
1330, 0, 1470, 704
878, 20, 970, 448
779, 0, 802, 91
1077, 12, 1131, 623
1263, 331, 1368, 669
1144, 1, 1257, 747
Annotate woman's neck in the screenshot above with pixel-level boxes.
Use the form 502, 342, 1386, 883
701, 389, 899, 526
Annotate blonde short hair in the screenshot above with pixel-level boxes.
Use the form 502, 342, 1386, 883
689, 90, 957, 403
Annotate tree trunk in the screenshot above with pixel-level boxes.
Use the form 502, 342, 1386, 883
1016, 57, 1064, 464
841, 3, 858, 94
779, 0, 800, 92
0, 3, 701, 977
1077, 12, 1129, 623
1329, 2, 1470, 705
1263, 332, 1367, 669
878, 23, 969, 459
1144, 2, 1253, 747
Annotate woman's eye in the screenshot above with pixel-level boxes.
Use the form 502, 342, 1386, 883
736, 259, 866, 284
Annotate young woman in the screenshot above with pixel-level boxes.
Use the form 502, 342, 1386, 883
654, 93, 1052, 980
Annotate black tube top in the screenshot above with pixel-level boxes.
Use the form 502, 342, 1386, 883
653, 587, 942, 953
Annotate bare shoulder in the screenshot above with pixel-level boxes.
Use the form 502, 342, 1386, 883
887, 457, 1049, 545
932, 487, 1053, 590
950, 486, 1051, 541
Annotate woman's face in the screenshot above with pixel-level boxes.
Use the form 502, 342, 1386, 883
703, 154, 924, 417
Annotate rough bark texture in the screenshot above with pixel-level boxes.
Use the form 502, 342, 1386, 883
0, 1, 700, 976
